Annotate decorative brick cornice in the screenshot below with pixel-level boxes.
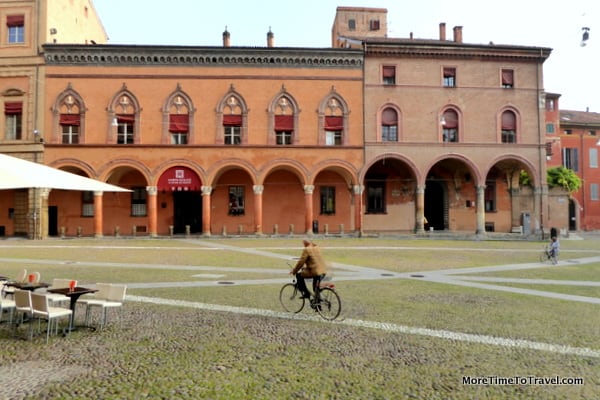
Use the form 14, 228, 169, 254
43, 44, 363, 69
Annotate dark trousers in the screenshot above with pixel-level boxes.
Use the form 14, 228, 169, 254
296, 273, 324, 297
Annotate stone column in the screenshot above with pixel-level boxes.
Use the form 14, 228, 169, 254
253, 185, 264, 235
415, 185, 425, 233
353, 185, 363, 235
201, 185, 213, 236
93, 191, 103, 238
304, 185, 314, 235
146, 186, 158, 237
476, 185, 486, 234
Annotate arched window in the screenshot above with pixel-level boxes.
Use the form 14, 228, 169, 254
501, 110, 517, 143
107, 84, 141, 145
268, 87, 299, 145
441, 109, 459, 142
51, 84, 86, 144
381, 108, 398, 141
162, 85, 195, 145
318, 88, 349, 146
217, 86, 248, 145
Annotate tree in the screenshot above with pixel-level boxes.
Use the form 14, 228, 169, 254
546, 166, 581, 193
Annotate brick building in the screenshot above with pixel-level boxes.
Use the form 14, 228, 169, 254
1, 2, 563, 238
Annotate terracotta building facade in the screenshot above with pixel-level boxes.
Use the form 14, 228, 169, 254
1, 2, 564, 238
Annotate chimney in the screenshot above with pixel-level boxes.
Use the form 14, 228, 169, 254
439, 23, 446, 41
267, 28, 274, 47
222, 27, 230, 47
453, 26, 463, 43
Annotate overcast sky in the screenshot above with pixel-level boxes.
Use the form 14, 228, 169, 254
93, 0, 599, 112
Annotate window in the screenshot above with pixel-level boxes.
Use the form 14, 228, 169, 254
7, 15, 24, 44
325, 116, 343, 146
369, 20, 380, 31
485, 182, 496, 212
60, 114, 80, 144
591, 183, 599, 201
4, 102, 22, 140
501, 111, 516, 143
589, 130, 596, 136
381, 108, 398, 141
382, 66, 396, 85
81, 191, 94, 217
275, 115, 293, 145
223, 114, 242, 145
366, 181, 385, 213
320, 187, 335, 215
562, 148, 579, 172
348, 19, 356, 30
501, 69, 514, 88
443, 67, 456, 87
564, 129, 572, 135
169, 114, 188, 145
116, 115, 134, 144
441, 109, 458, 142
546, 99, 555, 111
546, 123, 555, 134
131, 187, 147, 216
228, 186, 245, 216
590, 148, 598, 168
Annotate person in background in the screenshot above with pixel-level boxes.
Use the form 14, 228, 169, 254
549, 236, 560, 260
291, 239, 328, 299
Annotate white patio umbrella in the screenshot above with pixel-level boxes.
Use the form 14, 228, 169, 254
0, 153, 130, 192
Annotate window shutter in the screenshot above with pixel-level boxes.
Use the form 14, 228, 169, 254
443, 67, 456, 77
117, 114, 135, 123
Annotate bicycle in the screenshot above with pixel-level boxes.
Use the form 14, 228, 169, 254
279, 275, 341, 321
539, 245, 558, 265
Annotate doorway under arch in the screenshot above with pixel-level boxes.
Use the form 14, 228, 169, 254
425, 180, 448, 231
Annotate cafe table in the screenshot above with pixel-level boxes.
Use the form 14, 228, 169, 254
4, 281, 50, 291
47, 286, 98, 332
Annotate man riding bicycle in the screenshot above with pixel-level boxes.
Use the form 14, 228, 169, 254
291, 239, 328, 299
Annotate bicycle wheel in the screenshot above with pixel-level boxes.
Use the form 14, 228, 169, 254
279, 283, 305, 313
316, 287, 341, 321
539, 251, 548, 263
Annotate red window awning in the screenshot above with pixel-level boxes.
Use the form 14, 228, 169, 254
4, 102, 22, 115
325, 116, 343, 130
223, 114, 242, 126
7, 15, 24, 27
169, 114, 189, 133
157, 166, 201, 191
274, 115, 293, 130
60, 114, 80, 126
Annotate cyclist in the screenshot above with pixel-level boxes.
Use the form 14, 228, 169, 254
291, 239, 328, 299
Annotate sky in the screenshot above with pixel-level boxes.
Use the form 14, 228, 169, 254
92, 0, 599, 113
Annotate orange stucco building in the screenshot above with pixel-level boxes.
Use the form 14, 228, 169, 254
2, 2, 565, 239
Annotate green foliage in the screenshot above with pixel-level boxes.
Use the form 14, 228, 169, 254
519, 170, 532, 187
546, 166, 582, 193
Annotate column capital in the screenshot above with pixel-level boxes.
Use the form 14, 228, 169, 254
146, 186, 158, 196
253, 185, 264, 194
353, 185, 364, 195
201, 186, 213, 196
304, 185, 315, 194
416, 185, 426, 194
